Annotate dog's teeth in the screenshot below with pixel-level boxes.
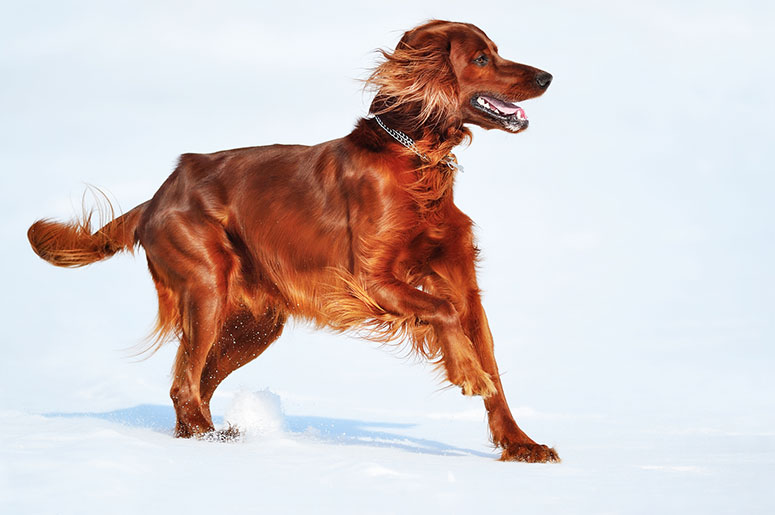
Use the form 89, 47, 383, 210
477, 97, 486, 106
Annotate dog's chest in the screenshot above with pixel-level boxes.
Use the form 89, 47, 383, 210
396, 223, 449, 272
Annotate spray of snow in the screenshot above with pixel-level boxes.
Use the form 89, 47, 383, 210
223, 390, 285, 438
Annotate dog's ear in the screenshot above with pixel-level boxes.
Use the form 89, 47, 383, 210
367, 28, 460, 133
396, 19, 453, 52
395, 30, 415, 51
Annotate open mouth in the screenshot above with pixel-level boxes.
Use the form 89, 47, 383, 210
471, 94, 529, 132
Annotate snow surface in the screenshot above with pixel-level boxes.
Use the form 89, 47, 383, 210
2, 1, 774, 514
2, 390, 773, 514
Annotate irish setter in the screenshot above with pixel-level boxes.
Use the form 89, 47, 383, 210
28, 20, 557, 462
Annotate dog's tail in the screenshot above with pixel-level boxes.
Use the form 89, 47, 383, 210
28, 194, 150, 268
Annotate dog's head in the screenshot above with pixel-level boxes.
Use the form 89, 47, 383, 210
368, 20, 551, 136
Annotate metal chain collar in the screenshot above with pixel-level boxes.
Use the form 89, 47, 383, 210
374, 116, 463, 173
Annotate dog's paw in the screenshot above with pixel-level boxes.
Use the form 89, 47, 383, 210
499, 443, 560, 463
196, 424, 242, 443
457, 370, 497, 398
174, 420, 215, 439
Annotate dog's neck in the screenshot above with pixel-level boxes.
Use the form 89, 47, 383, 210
351, 114, 468, 169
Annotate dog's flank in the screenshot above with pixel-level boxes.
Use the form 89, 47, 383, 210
27, 20, 557, 462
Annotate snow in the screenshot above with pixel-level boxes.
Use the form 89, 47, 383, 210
1, 1, 774, 514
2, 391, 772, 514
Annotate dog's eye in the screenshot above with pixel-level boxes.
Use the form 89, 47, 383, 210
473, 54, 489, 66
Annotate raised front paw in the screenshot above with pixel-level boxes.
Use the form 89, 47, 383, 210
500, 443, 560, 463
450, 366, 497, 398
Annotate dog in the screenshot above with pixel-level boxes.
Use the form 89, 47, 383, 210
28, 20, 558, 462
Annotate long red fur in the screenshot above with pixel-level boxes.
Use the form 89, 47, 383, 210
28, 20, 559, 462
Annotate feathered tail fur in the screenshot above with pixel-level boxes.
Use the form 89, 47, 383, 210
28, 195, 149, 268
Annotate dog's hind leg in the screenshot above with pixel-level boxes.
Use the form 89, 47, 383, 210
199, 306, 286, 418
142, 215, 236, 438
169, 284, 226, 437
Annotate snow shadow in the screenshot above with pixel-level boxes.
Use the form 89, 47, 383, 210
47, 404, 179, 434
45, 404, 494, 458
285, 415, 494, 458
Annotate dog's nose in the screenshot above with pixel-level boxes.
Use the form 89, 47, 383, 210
536, 72, 553, 88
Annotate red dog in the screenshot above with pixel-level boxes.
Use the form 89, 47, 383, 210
28, 20, 557, 462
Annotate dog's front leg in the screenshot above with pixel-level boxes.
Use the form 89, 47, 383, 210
427, 257, 560, 463
369, 278, 497, 398
462, 297, 560, 462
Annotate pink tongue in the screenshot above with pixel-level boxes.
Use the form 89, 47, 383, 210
484, 96, 520, 115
